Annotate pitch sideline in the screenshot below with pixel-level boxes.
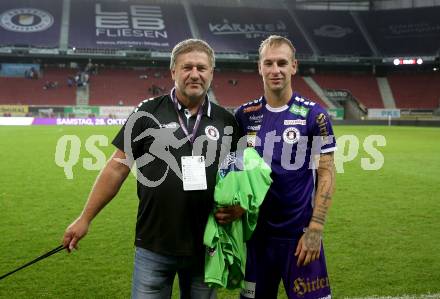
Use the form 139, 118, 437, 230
348, 294, 440, 299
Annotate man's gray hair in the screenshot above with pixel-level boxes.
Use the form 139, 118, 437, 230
170, 39, 215, 69
259, 35, 296, 61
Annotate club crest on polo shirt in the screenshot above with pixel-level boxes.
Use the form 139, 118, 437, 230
246, 132, 257, 147
205, 125, 220, 141
282, 127, 300, 144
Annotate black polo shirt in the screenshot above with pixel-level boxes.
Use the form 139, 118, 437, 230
112, 94, 240, 256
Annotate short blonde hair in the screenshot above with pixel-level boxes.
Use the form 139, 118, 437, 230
170, 39, 215, 69
259, 35, 296, 61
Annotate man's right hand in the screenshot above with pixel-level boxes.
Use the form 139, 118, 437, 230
62, 217, 90, 253
215, 205, 245, 225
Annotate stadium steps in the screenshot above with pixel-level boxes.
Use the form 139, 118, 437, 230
376, 77, 396, 108
283, 4, 320, 56
59, 0, 70, 50
312, 74, 384, 109
76, 85, 89, 106
350, 11, 380, 56
302, 77, 335, 108
183, 0, 200, 38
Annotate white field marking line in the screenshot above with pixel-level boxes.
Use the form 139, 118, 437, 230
347, 294, 440, 299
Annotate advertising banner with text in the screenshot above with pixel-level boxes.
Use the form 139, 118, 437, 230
192, 5, 312, 54
368, 109, 401, 119
0, 117, 126, 126
0, 105, 29, 115
69, 0, 192, 50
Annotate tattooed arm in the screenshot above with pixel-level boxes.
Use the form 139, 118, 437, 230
295, 152, 335, 266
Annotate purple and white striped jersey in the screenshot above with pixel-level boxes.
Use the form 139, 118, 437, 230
235, 93, 337, 239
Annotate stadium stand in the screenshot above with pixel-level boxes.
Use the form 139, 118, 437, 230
387, 73, 440, 109
0, 68, 76, 105
211, 70, 263, 107
191, 4, 313, 55
294, 9, 372, 56
0, 0, 439, 117
212, 70, 326, 108
358, 7, 440, 56
88, 68, 173, 106
312, 73, 384, 108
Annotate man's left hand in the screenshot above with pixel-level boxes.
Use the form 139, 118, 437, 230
215, 205, 245, 225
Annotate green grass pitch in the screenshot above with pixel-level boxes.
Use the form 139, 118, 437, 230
0, 125, 439, 298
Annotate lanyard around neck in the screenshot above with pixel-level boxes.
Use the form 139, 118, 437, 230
170, 87, 205, 145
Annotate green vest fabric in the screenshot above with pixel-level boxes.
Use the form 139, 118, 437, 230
203, 148, 272, 289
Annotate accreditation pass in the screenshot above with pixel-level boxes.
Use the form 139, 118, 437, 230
181, 156, 207, 191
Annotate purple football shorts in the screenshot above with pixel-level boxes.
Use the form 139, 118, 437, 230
240, 237, 331, 299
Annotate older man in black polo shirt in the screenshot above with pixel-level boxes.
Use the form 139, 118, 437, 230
63, 39, 242, 299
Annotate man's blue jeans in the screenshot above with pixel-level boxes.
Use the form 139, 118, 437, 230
131, 247, 216, 299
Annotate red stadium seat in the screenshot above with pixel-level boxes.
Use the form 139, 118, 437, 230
212, 69, 325, 108
88, 68, 174, 106
0, 68, 76, 105
313, 73, 384, 108
387, 73, 440, 109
